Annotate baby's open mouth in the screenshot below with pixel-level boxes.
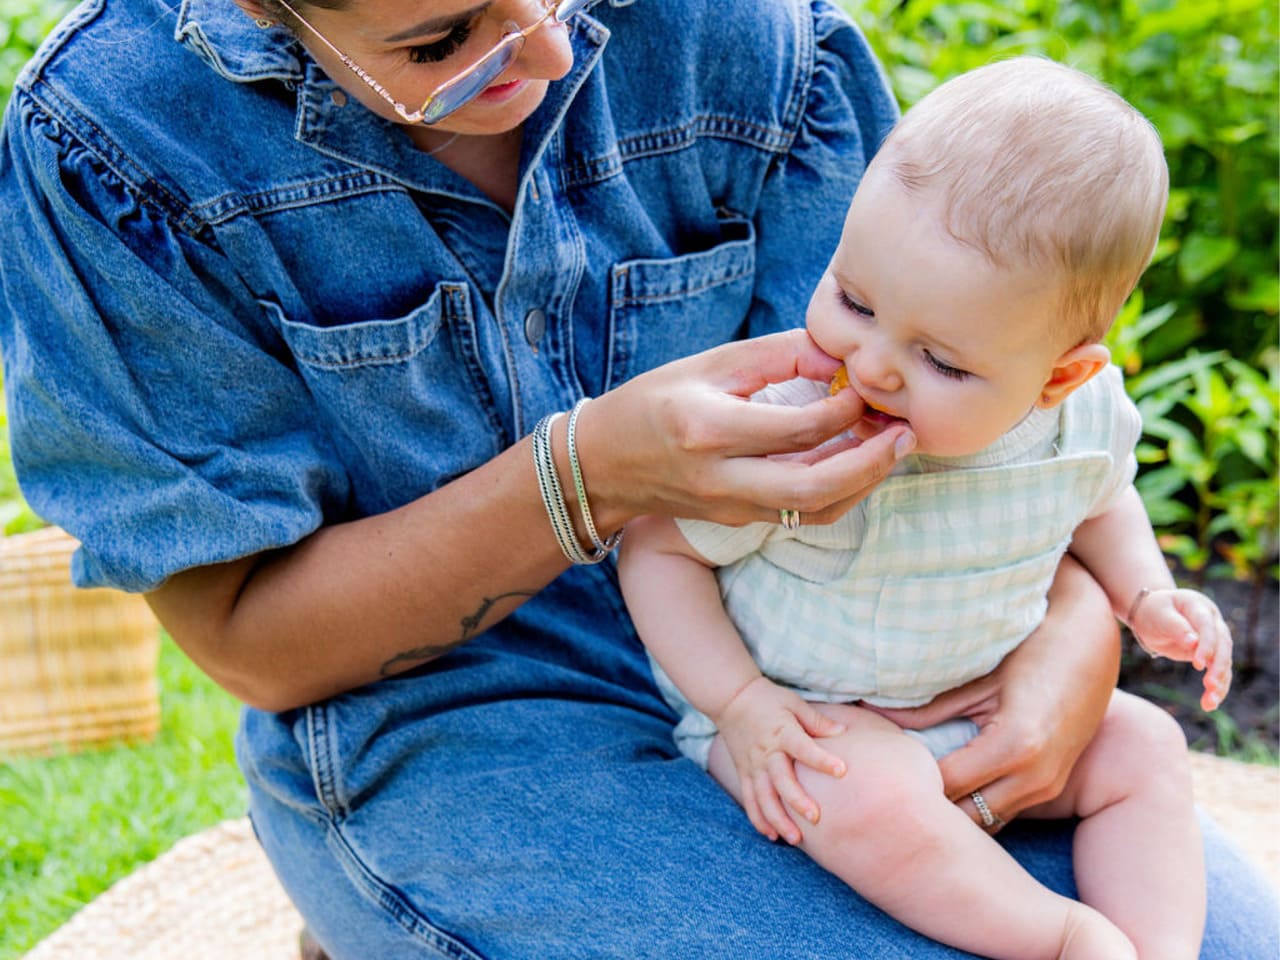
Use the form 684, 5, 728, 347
861, 400, 907, 428
829, 366, 907, 427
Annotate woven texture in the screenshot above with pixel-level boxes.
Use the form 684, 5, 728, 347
0, 527, 161, 755
21, 754, 1278, 959
22, 819, 303, 960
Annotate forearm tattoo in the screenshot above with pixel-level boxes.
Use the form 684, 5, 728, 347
379, 590, 535, 677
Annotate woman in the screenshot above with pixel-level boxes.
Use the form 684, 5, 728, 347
1, 0, 1273, 956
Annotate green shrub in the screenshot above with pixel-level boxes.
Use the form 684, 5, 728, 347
0, 0, 73, 107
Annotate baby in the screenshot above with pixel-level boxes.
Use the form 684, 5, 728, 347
619, 57, 1231, 959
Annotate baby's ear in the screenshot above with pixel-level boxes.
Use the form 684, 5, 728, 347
1036, 343, 1110, 409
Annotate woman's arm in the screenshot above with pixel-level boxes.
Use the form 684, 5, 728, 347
149, 330, 914, 712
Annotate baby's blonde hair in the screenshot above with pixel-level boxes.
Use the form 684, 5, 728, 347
875, 56, 1168, 345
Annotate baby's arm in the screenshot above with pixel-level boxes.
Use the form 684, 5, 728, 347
618, 515, 846, 843
1069, 486, 1232, 710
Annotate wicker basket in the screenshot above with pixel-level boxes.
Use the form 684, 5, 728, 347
0, 526, 161, 755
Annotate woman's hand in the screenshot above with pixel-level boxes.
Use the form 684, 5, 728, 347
577, 329, 915, 532
870, 555, 1118, 830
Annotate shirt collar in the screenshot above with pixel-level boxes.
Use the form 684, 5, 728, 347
174, 0, 304, 84
291, 14, 609, 202
175, 0, 609, 201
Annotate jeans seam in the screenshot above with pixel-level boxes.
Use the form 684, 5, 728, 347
323, 820, 489, 960
305, 704, 347, 819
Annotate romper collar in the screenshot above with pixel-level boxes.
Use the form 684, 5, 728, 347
913, 403, 1061, 471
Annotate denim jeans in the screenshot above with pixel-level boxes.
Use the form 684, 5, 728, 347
240, 572, 1280, 960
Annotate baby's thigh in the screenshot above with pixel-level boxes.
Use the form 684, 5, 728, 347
794, 703, 949, 832
1024, 689, 1192, 820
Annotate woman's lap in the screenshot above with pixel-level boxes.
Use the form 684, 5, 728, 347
238, 631, 1278, 959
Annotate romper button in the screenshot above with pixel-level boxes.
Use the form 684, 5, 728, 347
524, 308, 547, 345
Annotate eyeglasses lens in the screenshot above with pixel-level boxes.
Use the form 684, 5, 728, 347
424, 41, 521, 123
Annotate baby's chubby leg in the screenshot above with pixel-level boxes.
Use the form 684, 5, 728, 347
708, 704, 1132, 960
1023, 690, 1204, 959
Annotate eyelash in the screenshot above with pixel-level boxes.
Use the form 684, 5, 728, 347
837, 287, 970, 381
924, 351, 969, 381
408, 22, 473, 64
837, 288, 872, 317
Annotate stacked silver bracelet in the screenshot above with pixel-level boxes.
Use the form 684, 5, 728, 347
532, 400, 622, 565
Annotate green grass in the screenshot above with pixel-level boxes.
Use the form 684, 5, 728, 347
0, 635, 246, 960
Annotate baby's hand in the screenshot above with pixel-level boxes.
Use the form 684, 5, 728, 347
715, 677, 847, 845
1130, 588, 1233, 711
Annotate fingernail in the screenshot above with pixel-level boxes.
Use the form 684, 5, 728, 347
894, 431, 916, 459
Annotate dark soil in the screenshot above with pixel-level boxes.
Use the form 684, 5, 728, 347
1117, 572, 1279, 759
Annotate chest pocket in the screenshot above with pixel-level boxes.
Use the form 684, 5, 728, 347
269, 283, 505, 514
604, 218, 756, 390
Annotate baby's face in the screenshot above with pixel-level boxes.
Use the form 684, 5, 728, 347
806, 171, 1070, 458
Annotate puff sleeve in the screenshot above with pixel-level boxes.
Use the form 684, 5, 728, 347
0, 92, 350, 592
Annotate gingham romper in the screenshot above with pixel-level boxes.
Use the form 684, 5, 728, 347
658, 366, 1142, 767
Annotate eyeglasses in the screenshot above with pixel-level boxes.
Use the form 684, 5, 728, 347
274, 0, 588, 125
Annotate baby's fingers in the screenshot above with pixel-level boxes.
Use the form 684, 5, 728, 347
791, 706, 847, 779
795, 701, 847, 741
766, 752, 822, 833
1200, 614, 1233, 711
754, 764, 804, 845
739, 776, 780, 843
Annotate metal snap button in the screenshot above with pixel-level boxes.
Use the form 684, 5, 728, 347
524, 308, 547, 346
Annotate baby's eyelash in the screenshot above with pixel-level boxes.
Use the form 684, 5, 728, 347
408, 22, 473, 64
924, 350, 970, 381
836, 288, 873, 317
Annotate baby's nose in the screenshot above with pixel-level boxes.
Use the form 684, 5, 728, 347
851, 343, 903, 394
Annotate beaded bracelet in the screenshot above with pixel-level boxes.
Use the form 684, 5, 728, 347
532, 411, 613, 565
567, 398, 623, 558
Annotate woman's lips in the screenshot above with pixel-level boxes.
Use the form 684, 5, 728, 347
478, 79, 526, 103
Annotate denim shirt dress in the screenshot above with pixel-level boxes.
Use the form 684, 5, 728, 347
2, 1, 1275, 957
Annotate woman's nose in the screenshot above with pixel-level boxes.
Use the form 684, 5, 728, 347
518, 10, 575, 81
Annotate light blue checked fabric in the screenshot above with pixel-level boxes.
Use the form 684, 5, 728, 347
660, 365, 1141, 767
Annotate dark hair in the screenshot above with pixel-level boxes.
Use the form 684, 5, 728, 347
263, 0, 349, 17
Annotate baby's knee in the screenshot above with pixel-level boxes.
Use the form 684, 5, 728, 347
1098, 693, 1193, 795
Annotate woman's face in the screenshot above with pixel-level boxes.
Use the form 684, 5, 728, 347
267, 0, 576, 137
